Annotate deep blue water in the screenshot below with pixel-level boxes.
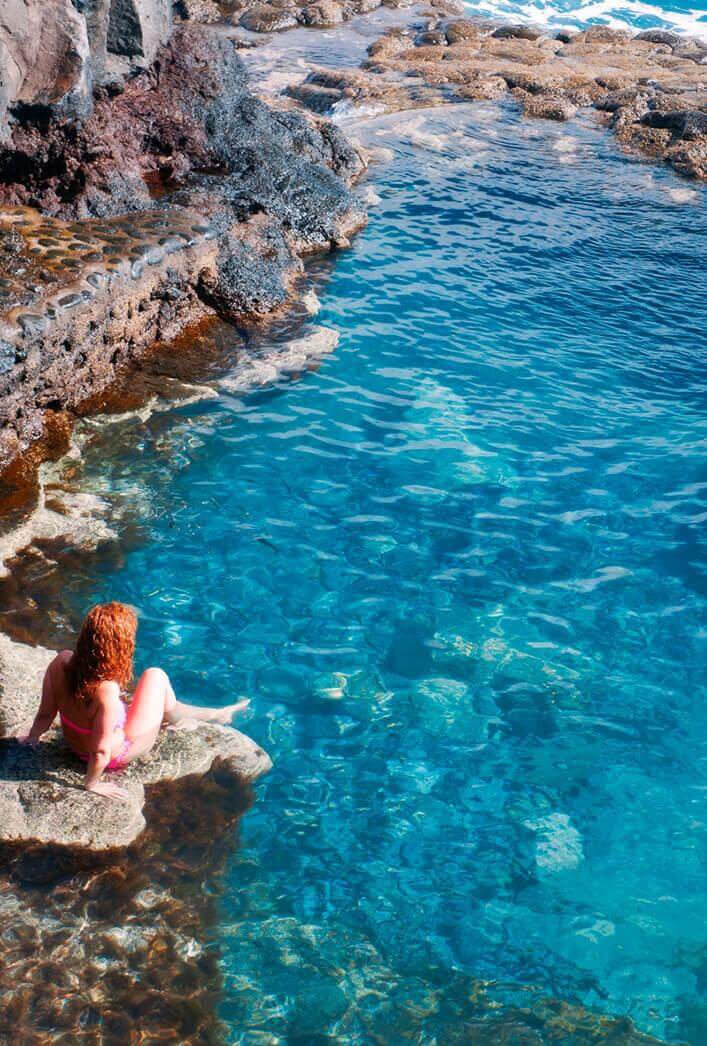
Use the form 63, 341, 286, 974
60, 104, 706, 1040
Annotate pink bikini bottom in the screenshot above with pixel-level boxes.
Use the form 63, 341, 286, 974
75, 739, 132, 770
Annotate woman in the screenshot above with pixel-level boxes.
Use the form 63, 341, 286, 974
20, 602, 249, 801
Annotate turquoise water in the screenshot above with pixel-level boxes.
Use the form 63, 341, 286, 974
58, 105, 706, 1040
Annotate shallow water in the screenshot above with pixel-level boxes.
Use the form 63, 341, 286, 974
22, 103, 707, 1040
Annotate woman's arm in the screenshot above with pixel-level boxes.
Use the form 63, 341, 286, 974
85, 684, 128, 801
19, 656, 61, 742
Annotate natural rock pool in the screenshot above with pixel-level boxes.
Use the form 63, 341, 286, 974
6, 102, 707, 1040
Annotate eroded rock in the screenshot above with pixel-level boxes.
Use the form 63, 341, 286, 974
0, 22, 367, 478
0, 0, 93, 141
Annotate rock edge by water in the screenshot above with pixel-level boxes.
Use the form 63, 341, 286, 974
0, 635, 272, 851
0, 9, 366, 486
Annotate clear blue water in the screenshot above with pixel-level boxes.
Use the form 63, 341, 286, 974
58, 104, 706, 1040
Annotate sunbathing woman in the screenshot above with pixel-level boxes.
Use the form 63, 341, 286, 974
20, 602, 249, 801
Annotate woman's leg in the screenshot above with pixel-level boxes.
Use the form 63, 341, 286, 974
125, 667, 249, 739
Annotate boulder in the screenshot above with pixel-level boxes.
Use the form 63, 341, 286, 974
492, 24, 543, 41
0, 635, 272, 851
105, 0, 172, 65
0, 0, 93, 142
444, 19, 481, 44
175, 0, 223, 22
515, 90, 578, 120
302, 0, 346, 24
239, 4, 300, 31
0, 0, 174, 141
641, 108, 707, 140
635, 28, 681, 47
570, 25, 632, 44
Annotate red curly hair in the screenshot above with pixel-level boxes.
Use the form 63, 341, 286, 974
68, 602, 137, 702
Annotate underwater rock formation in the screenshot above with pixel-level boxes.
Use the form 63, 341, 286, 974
0, 757, 254, 1042
0, 635, 271, 850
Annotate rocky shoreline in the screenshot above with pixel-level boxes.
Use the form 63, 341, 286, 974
0, 1, 704, 502
0, 4, 366, 495
287, 18, 707, 180
0, 6, 700, 1040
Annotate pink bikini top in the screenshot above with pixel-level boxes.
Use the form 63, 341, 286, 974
60, 700, 127, 737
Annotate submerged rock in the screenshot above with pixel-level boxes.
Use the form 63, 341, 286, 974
0, 636, 271, 851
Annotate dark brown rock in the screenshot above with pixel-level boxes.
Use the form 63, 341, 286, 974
492, 24, 543, 41
302, 0, 347, 25
239, 4, 300, 30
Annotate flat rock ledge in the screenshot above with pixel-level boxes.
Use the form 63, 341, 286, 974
0, 636, 272, 852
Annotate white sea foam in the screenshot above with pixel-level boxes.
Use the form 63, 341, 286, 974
366, 145, 395, 164
332, 99, 387, 123
395, 114, 453, 153
464, 0, 707, 40
219, 325, 340, 393
361, 186, 382, 207
302, 289, 322, 315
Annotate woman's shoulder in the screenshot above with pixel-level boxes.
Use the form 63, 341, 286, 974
93, 680, 122, 703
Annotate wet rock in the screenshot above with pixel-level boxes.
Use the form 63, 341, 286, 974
635, 28, 681, 47
444, 18, 481, 44
240, 4, 300, 31
515, 90, 577, 120
570, 25, 632, 44
302, 0, 346, 25
641, 108, 707, 140
0, 637, 271, 851
175, 0, 223, 22
456, 75, 507, 101
416, 29, 447, 45
492, 24, 543, 41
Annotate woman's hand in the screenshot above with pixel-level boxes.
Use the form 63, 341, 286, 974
16, 734, 39, 746
86, 780, 130, 801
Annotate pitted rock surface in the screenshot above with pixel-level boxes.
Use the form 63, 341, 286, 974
0, 636, 271, 851
0, 22, 366, 480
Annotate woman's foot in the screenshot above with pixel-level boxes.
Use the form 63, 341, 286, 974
208, 699, 250, 725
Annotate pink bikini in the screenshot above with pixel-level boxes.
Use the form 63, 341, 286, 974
60, 701, 131, 770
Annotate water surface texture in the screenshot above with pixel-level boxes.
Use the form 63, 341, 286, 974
58, 105, 706, 1040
